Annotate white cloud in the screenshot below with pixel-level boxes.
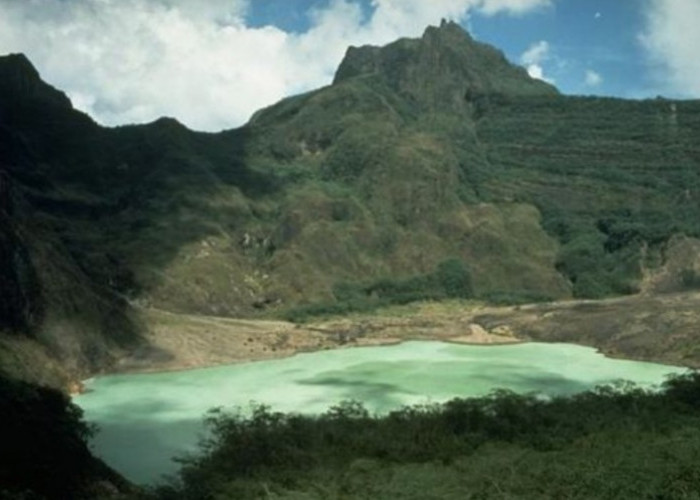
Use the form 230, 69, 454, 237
640, 0, 700, 98
584, 69, 602, 87
0, 0, 552, 131
520, 40, 549, 66
477, 0, 552, 16
520, 40, 555, 84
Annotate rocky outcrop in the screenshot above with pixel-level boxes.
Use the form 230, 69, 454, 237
642, 235, 700, 294
334, 21, 557, 113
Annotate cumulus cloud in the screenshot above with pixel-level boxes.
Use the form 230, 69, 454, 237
584, 69, 602, 87
0, 0, 552, 130
520, 40, 555, 84
640, 0, 700, 97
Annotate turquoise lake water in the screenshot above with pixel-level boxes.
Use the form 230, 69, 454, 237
74, 341, 685, 484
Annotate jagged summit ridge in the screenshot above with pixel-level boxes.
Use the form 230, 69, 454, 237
0, 53, 40, 80
333, 21, 557, 111
0, 53, 73, 110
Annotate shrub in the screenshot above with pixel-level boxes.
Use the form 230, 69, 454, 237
140, 373, 700, 500
283, 259, 474, 321
435, 258, 473, 299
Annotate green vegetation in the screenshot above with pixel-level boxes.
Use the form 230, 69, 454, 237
282, 258, 554, 322
282, 258, 474, 321
0, 372, 126, 499
475, 95, 700, 298
128, 372, 700, 499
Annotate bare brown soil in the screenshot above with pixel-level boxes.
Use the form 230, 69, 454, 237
114, 305, 518, 374
472, 291, 700, 368
114, 290, 700, 375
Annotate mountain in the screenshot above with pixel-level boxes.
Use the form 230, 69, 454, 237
333, 20, 558, 103
1, 22, 700, 386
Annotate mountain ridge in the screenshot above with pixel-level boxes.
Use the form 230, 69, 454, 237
0, 52, 74, 109
1, 22, 700, 388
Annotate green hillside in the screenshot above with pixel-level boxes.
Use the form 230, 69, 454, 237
475, 95, 700, 297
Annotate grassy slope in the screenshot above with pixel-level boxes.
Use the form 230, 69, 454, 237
475, 95, 700, 298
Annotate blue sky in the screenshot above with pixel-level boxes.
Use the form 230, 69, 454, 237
470, 0, 651, 97
247, 0, 374, 32
0, 0, 698, 130
246, 0, 654, 99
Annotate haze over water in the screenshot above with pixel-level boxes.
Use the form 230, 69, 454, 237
74, 341, 685, 484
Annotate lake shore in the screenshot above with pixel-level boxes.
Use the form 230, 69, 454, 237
112, 304, 520, 376
105, 290, 700, 381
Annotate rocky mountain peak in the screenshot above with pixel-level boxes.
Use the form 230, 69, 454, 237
333, 21, 557, 112
0, 53, 40, 80
0, 53, 73, 110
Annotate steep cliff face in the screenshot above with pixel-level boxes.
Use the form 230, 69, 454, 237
0, 190, 40, 334
0, 63, 140, 384
1, 22, 700, 384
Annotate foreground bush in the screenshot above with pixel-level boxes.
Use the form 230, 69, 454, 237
137, 372, 700, 499
0, 373, 127, 499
